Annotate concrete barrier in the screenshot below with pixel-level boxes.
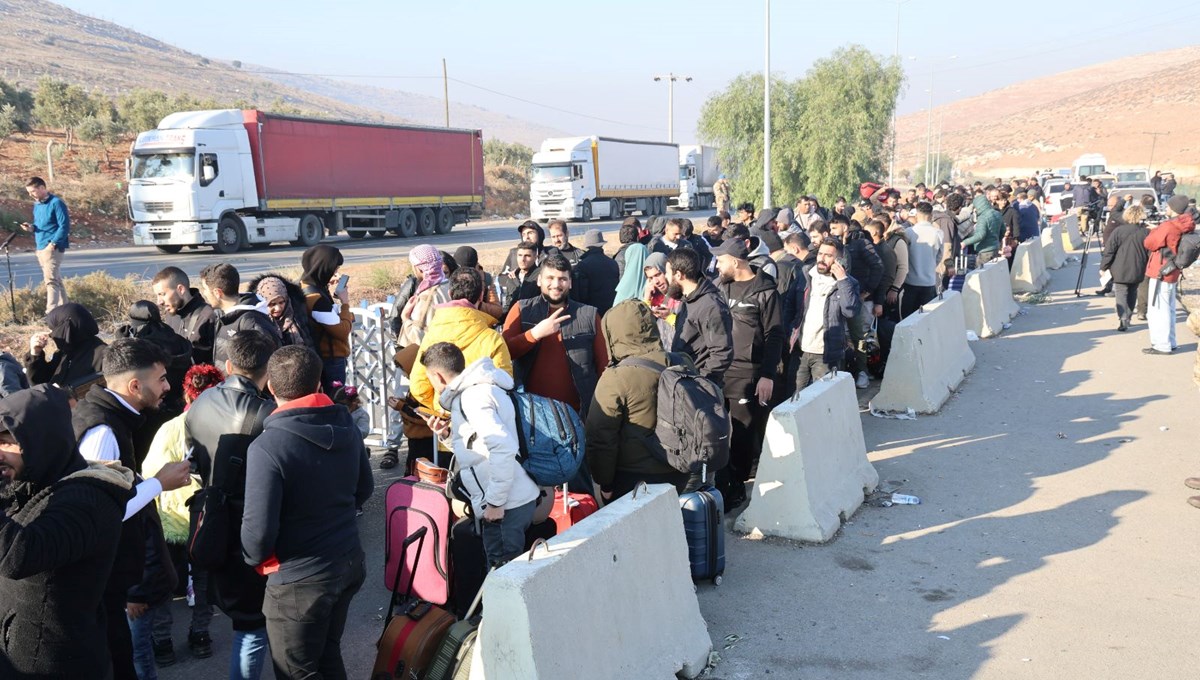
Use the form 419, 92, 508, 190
1059, 214, 1085, 252
962, 260, 1019, 338
734, 372, 879, 543
870, 290, 976, 414
1041, 224, 1067, 270
474, 484, 711, 679
1010, 238, 1050, 293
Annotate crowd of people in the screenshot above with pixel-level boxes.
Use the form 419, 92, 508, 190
2, 170, 1197, 680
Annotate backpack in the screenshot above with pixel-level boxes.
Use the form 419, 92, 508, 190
507, 390, 586, 487
618, 353, 731, 475
1174, 232, 1200, 269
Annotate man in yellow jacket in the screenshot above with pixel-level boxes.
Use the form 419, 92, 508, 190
406, 267, 514, 467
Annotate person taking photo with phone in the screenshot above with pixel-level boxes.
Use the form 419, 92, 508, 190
300, 244, 353, 393
19, 177, 70, 314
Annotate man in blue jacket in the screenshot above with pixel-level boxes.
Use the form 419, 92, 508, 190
19, 177, 70, 314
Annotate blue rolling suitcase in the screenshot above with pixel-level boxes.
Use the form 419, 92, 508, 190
679, 464, 725, 585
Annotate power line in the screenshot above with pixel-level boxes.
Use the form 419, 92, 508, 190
448, 77, 660, 131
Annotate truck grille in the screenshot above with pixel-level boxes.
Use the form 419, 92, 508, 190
142, 201, 174, 212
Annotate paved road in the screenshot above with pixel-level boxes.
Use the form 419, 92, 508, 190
7, 210, 711, 288
152, 246, 1200, 678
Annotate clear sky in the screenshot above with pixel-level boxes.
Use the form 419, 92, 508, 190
56, 0, 1200, 144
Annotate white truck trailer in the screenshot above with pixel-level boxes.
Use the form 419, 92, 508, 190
672, 144, 719, 210
529, 136, 678, 221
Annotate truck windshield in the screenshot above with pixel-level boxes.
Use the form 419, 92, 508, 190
532, 164, 572, 182
1117, 172, 1146, 183
679, 166, 690, 180
132, 153, 195, 180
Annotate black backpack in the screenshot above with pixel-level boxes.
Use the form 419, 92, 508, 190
618, 353, 730, 474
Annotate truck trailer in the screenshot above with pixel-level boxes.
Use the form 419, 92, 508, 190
529, 136, 678, 222
128, 109, 484, 253
671, 144, 719, 210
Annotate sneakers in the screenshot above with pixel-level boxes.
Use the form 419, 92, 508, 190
380, 448, 400, 469
188, 631, 213, 659
855, 371, 870, 389
152, 639, 176, 667
1142, 347, 1172, 355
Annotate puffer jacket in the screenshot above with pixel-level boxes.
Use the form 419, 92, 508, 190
410, 303, 513, 417
963, 195, 1003, 255
585, 300, 687, 488
213, 294, 282, 369
438, 358, 540, 512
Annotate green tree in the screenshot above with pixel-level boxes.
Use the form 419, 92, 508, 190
483, 139, 533, 170
31, 77, 104, 147
912, 152, 955, 186
0, 80, 34, 132
698, 45, 904, 207
0, 104, 18, 151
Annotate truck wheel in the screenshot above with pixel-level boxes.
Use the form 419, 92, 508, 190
435, 207, 454, 234
368, 229, 387, 238
581, 200, 592, 222
417, 207, 437, 236
293, 214, 324, 247
610, 199, 621, 219
213, 215, 245, 254
156, 245, 183, 254
347, 231, 366, 239
398, 209, 417, 237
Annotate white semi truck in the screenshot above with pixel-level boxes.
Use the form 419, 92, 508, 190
529, 136, 678, 222
672, 144, 719, 210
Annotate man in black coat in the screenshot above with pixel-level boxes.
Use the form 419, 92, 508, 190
1099, 205, 1151, 332
184, 331, 277, 674
199, 263, 282, 370
498, 242, 542, 314
152, 266, 217, 365
570, 229, 620, 316
667, 247, 734, 388
242, 346, 374, 679
0, 386, 136, 680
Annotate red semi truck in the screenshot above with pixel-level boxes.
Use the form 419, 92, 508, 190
128, 109, 484, 253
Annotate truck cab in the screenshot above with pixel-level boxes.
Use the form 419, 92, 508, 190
530, 137, 596, 221
129, 110, 256, 253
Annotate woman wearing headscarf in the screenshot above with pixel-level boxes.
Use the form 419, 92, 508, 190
23, 302, 107, 391
397, 244, 452, 346
299, 244, 353, 392
250, 273, 317, 350
613, 242, 649, 304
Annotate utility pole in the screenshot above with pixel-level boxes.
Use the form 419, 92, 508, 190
763, 0, 772, 209
442, 58, 450, 127
653, 73, 692, 143
1143, 131, 1169, 171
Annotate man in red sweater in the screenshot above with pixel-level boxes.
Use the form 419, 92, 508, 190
502, 253, 608, 417
1142, 195, 1195, 355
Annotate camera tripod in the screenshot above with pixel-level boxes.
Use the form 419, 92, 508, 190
1074, 206, 1102, 297
1, 232, 16, 322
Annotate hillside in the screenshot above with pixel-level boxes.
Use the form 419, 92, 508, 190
895, 45, 1200, 181
0, 0, 559, 143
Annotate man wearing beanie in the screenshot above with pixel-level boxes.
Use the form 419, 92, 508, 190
452, 246, 504, 320
1142, 194, 1195, 355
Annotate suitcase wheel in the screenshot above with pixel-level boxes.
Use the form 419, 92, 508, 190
713, 575, 723, 586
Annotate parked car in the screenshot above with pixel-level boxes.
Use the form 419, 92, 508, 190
1043, 179, 1071, 219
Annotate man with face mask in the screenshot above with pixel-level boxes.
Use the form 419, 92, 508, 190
502, 254, 609, 417
0, 386, 137, 680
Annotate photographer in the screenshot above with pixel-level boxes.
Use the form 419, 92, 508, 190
1142, 195, 1195, 355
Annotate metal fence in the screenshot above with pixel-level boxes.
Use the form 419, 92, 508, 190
347, 298, 400, 447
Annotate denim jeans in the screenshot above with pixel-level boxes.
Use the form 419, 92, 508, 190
321, 356, 348, 394
128, 611, 157, 680
230, 627, 270, 680
151, 556, 211, 643
480, 500, 537, 566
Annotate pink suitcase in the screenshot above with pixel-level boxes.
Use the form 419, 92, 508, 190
384, 477, 453, 606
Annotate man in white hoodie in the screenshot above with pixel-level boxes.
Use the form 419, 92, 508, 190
420, 342, 540, 566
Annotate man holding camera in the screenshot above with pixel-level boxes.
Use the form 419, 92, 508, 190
1142, 195, 1195, 355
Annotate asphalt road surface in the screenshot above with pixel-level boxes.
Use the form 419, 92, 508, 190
7, 210, 712, 288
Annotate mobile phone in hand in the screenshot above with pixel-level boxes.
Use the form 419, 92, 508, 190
334, 274, 350, 295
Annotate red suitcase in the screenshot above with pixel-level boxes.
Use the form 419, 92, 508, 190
549, 484, 599, 534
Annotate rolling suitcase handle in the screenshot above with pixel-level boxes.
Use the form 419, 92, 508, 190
384, 525, 428, 627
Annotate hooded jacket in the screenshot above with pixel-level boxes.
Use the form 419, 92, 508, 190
119, 300, 194, 413
671, 276, 734, 388
213, 293, 282, 369
249, 273, 318, 351
23, 303, 107, 389
1144, 211, 1197, 284
963, 195, 1003, 255
571, 246, 621, 315
1100, 221, 1150, 285
718, 269, 784, 394
0, 352, 30, 398
586, 301, 689, 488
410, 304, 513, 417
843, 229, 883, 297
438, 358, 539, 512
241, 393, 374, 584
0, 386, 135, 680
164, 287, 217, 365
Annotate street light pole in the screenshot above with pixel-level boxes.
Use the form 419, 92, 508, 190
763, 0, 772, 208
653, 73, 692, 143
889, 0, 908, 187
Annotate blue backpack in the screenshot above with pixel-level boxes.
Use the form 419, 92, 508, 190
507, 390, 586, 487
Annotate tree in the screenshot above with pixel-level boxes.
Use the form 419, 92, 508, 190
698, 46, 904, 207
31, 77, 104, 147
0, 80, 34, 132
231, 60, 242, 69
912, 152, 955, 186
0, 104, 18, 152
483, 139, 533, 170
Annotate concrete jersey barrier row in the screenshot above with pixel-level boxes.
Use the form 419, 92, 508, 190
962, 260, 1019, 338
1010, 238, 1050, 293
870, 290, 977, 414
473, 484, 712, 679
1041, 223, 1067, 270
734, 372, 879, 543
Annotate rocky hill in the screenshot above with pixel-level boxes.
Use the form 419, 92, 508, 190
895, 45, 1200, 181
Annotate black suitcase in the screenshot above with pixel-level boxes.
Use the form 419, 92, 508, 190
448, 516, 557, 619
679, 465, 725, 585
